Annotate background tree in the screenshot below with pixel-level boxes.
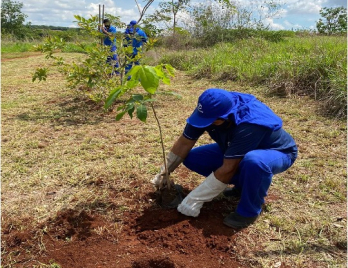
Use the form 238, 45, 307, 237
185, 0, 282, 46
146, 0, 189, 35
145, 0, 234, 36
316, 7, 347, 35
1, 0, 27, 37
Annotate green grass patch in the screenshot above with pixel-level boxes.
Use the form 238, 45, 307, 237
1, 41, 38, 53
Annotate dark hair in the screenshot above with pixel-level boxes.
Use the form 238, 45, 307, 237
103, 19, 110, 24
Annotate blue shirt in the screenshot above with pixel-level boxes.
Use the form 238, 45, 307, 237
101, 26, 117, 47
124, 27, 148, 54
184, 122, 297, 159
183, 92, 297, 159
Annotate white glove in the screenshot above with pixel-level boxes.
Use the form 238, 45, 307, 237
177, 172, 227, 217
151, 151, 183, 189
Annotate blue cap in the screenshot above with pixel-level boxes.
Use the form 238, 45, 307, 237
187, 88, 235, 128
130, 20, 137, 25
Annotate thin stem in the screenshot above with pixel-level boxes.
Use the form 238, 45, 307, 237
150, 102, 171, 190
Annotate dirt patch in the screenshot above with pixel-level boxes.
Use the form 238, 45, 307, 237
2, 183, 259, 268
1, 52, 43, 62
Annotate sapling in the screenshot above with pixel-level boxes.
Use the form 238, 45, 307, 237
104, 64, 178, 190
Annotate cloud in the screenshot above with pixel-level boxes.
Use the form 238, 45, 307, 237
283, 20, 304, 30
21, 0, 348, 30
286, 1, 323, 15
23, 0, 140, 27
264, 18, 285, 30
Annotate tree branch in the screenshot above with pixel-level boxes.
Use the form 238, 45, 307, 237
134, 0, 155, 23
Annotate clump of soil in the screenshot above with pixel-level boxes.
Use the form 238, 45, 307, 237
155, 184, 185, 208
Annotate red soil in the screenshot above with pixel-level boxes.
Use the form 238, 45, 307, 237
2, 182, 262, 268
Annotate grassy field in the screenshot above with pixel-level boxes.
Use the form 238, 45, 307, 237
1, 52, 347, 267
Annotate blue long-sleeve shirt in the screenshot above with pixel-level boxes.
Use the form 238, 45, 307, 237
124, 27, 148, 55
101, 26, 117, 47
183, 91, 297, 159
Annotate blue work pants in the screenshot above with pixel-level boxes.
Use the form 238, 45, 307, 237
183, 143, 297, 217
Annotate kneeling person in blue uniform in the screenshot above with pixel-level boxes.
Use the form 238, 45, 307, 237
152, 88, 298, 229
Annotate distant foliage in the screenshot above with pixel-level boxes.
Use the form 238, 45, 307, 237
316, 7, 347, 35
183, 1, 284, 47
1, 0, 27, 38
145, 0, 189, 35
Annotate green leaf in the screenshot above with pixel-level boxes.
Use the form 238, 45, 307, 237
116, 111, 126, 121
136, 104, 147, 122
139, 66, 159, 94
127, 105, 135, 118
143, 98, 156, 102
125, 78, 139, 88
132, 94, 144, 101
162, 76, 171, 85
104, 88, 121, 109
127, 65, 141, 80
116, 105, 124, 111
164, 64, 175, 77
32, 67, 48, 82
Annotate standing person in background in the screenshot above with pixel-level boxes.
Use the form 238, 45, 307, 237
100, 19, 119, 76
152, 88, 298, 229
124, 20, 148, 76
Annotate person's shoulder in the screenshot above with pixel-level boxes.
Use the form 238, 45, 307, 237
136, 28, 146, 34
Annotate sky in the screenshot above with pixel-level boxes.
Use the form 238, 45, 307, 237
22, 0, 347, 31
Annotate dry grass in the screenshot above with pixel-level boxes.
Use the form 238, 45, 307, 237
1, 53, 347, 267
